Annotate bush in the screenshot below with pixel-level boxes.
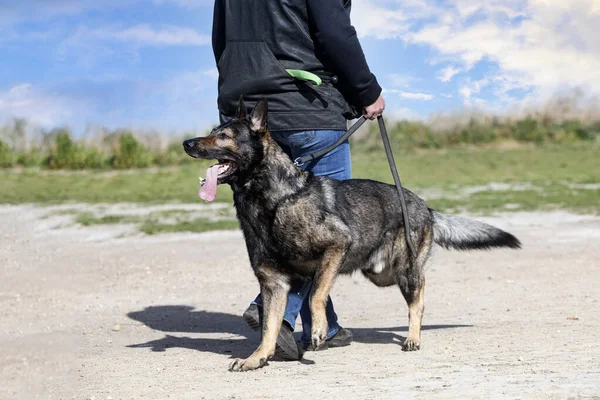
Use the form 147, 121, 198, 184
83, 148, 106, 169
110, 132, 152, 169
1, 115, 599, 170
153, 140, 190, 166
16, 148, 44, 167
45, 129, 87, 169
560, 119, 596, 141
515, 117, 547, 143
0, 139, 16, 168
463, 119, 496, 144
396, 121, 438, 149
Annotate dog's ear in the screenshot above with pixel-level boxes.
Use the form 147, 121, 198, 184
250, 98, 268, 134
236, 96, 247, 120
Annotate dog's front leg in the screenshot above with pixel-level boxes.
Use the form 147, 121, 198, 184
309, 246, 346, 350
229, 265, 290, 372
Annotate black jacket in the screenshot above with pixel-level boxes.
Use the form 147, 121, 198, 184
212, 0, 382, 131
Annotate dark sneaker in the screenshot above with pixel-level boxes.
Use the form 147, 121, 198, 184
242, 304, 301, 361
242, 303, 262, 331
301, 328, 353, 351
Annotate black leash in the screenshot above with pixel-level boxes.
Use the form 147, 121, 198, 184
376, 116, 418, 260
294, 116, 367, 167
294, 116, 418, 260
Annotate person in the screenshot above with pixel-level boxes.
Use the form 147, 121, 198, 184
211, 0, 385, 360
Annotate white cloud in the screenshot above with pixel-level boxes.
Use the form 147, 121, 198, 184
401, 92, 435, 101
459, 77, 490, 102
387, 73, 416, 88
153, 0, 212, 7
388, 107, 425, 121
83, 24, 210, 46
0, 84, 73, 126
384, 89, 435, 101
161, 70, 212, 102
203, 68, 219, 80
352, 0, 416, 39
0, 0, 211, 28
0, 67, 220, 131
436, 66, 461, 82
57, 24, 210, 66
0, 0, 139, 26
358, 0, 600, 109
450, 0, 528, 20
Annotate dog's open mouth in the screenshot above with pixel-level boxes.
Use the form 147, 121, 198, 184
215, 159, 237, 181
198, 159, 237, 202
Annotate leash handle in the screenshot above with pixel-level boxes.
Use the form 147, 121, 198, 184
377, 116, 418, 260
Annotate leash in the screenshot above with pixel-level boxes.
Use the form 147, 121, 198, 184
294, 116, 367, 167
294, 116, 418, 260
376, 116, 418, 260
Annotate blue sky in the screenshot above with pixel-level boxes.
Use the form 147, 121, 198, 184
1, 0, 599, 134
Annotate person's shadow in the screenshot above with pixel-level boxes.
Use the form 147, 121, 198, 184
126, 306, 257, 358
126, 305, 472, 358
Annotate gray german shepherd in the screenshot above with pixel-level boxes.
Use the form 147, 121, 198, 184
183, 98, 521, 372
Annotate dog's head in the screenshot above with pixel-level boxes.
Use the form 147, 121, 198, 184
183, 97, 268, 185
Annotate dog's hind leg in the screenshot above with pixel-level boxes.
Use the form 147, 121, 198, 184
309, 246, 346, 350
397, 228, 432, 351
229, 265, 290, 372
400, 279, 425, 351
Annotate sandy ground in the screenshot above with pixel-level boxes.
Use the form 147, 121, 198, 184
1, 205, 599, 400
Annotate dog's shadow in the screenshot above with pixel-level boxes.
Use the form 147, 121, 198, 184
126, 305, 472, 357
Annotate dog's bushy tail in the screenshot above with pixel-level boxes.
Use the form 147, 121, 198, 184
430, 209, 521, 251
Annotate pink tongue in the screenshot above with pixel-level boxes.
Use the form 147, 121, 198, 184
199, 165, 220, 202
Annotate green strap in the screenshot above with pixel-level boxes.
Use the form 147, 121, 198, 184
286, 69, 322, 86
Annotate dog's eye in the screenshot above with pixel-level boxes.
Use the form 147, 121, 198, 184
217, 132, 230, 139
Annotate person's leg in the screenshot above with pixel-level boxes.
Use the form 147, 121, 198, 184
249, 280, 310, 331
299, 130, 351, 181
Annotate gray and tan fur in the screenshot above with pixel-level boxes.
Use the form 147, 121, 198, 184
183, 98, 521, 372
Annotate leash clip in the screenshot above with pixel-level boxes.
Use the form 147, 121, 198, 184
293, 158, 304, 167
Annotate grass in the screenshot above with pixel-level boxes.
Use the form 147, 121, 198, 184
75, 213, 142, 226
139, 218, 240, 235
0, 158, 229, 204
351, 143, 600, 187
1, 144, 599, 217
66, 210, 239, 235
425, 186, 600, 215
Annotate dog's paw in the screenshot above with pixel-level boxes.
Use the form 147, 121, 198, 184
402, 337, 421, 351
228, 356, 267, 372
311, 328, 327, 350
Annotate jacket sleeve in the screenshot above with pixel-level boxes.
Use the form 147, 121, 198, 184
212, 0, 226, 66
306, 0, 382, 108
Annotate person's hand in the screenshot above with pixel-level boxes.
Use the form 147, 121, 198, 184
363, 95, 385, 120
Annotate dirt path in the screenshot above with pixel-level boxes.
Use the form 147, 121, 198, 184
1, 205, 599, 399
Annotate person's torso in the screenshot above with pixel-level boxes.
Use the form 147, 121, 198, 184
216, 0, 356, 131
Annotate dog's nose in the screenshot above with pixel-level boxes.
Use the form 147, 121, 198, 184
183, 139, 195, 149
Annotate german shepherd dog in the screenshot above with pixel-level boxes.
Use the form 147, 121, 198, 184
183, 98, 521, 372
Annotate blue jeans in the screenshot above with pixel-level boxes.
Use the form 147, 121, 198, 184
251, 129, 351, 343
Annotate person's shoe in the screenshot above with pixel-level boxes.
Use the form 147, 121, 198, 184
242, 304, 301, 361
242, 303, 262, 331
301, 328, 353, 351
